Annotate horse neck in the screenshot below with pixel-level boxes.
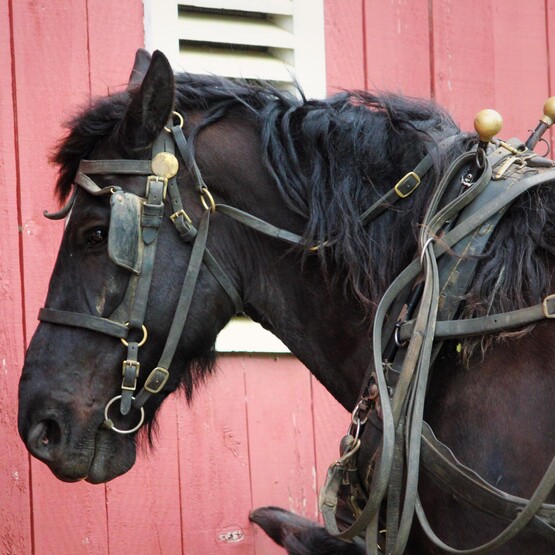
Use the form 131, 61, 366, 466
239, 246, 372, 410
187, 108, 426, 410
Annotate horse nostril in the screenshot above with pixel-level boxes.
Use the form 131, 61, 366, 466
27, 418, 63, 461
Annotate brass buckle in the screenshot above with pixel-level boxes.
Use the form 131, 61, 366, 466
146, 175, 168, 200
542, 294, 555, 318
144, 367, 170, 394
394, 172, 421, 198
121, 360, 140, 391
170, 209, 192, 224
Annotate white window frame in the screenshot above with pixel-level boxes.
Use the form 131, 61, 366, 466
143, 0, 326, 352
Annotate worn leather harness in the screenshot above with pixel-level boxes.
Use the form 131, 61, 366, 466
39, 106, 555, 552
320, 139, 555, 553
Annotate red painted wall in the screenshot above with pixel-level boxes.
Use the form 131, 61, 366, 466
1, 1, 554, 553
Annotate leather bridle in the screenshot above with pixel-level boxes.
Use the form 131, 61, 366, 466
39, 112, 243, 433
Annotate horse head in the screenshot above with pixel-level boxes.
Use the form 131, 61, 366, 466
18, 50, 248, 483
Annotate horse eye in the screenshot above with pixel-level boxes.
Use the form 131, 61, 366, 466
87, 227, 108, 247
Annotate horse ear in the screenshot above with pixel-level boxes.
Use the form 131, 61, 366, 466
127, 48, 152, 90
119, 50, 175, 149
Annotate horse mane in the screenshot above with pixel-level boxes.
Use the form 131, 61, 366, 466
174, 73, 467, 311
173, 74, 555, 353
52, 72, 555, 358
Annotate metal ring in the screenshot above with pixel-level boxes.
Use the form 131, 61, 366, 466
351, 399, 369, 427
120, 323, 148, 347
103, 395, 145, 435
394, 325, 406, 347
475, 146, 486, 169
200, 186, 216, 212
164, 111, 184, 133
539, 137, 551, 157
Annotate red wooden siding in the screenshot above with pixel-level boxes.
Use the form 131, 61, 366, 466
1, 1, 555, 554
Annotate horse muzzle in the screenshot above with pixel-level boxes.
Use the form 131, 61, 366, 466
19, 399, 137, 483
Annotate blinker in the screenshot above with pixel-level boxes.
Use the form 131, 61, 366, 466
108, 190, 143, 273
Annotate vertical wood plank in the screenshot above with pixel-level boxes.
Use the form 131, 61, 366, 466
244, 356, 318, 555
107, 398, 183, 555
9, 0, 109, 552
324, 0, 366, 93
87, 0, 144, 97
310, 376, 349, 517
30, 477, 109, 555
431, 0, 495, 128
12, 0, 88, 332
547, 0, 555, 153
0, 2, 32, 553
364, 0, 430, 97
492, 0, 549, 138
177, 357, 255, 555
491, 0, 549, 139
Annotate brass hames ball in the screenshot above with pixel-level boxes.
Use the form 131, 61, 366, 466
474, 109, 503, 143
541, 97, 555, 127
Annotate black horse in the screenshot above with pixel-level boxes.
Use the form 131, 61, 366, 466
18, 50, 555, 553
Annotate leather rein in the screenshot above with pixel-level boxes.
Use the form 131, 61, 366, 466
320, 139, 555, 554
39, 108, 555, 552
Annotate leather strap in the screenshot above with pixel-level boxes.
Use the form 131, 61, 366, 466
360, 136, 460, 225
398, 295, 555, 342
321, 144, 555, 551
79, 159, 153, 175
38, 308, 128, 338
133, 210, 211, 409
420, 423, 555, 540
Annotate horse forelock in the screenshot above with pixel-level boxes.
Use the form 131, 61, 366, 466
52, 92, 131, 203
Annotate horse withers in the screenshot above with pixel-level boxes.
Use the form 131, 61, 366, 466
18, 49, 555, 553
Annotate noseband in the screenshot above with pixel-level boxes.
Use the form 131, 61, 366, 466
39, 112, 243, 433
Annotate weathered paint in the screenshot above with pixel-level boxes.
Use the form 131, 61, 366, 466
1, 1, 555, 553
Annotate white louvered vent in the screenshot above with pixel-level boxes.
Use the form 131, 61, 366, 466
177, 1, 294, 84
145, 0, 325, 97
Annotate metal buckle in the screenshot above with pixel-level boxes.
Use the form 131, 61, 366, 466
121, 360, 140, 391
394, 171, 421, 198
542, 294, 555, 318
146, 175, 168, 200
170, 208, 192, 224
144, 367, 170, 394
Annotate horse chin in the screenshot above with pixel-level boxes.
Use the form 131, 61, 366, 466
85, 429, 137, 484
47, 428, 137, 484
